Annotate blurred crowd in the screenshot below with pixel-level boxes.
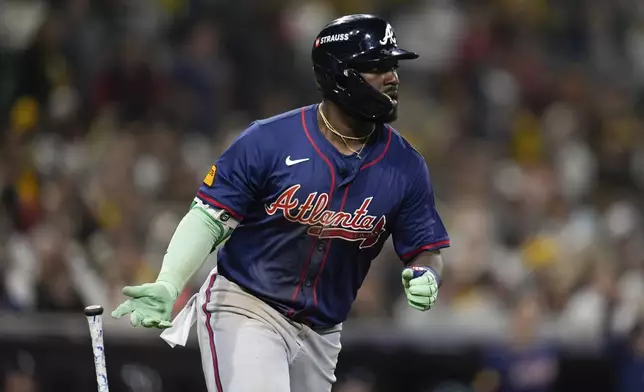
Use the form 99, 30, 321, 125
2, 0, 644, 391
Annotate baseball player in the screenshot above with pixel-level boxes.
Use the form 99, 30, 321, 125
112, 14, 450, 392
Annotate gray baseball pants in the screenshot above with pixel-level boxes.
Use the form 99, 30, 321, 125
194, 271, 342, 392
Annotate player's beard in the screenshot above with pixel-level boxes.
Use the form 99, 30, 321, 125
355, 106, 396, 131
379, 88, 398, 124
381, 106, 398, 123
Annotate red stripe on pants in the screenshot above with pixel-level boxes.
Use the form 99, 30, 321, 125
202, 273, 224, 392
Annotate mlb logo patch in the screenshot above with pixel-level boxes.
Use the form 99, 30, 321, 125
203, 165, 216, 186
315, 38, 320, 47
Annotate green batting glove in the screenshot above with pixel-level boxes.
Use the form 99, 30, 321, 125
401, 266, 439, 311
111, 281, 178, 329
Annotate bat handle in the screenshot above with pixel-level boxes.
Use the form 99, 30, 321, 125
84, 305, 109, 392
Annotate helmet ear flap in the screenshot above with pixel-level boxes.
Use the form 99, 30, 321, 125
336, 69, 351, 90
314, 50, 351, 90
312, 45, 396, 122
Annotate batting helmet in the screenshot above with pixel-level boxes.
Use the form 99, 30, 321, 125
312, 14, 418, 123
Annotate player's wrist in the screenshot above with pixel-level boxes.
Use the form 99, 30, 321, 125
408, 265, 441, 287
425, 266, 440, 287
155, 276, 181, 299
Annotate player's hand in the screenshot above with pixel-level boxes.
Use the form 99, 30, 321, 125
401, 266, 439, 311
111, 282, 178, 329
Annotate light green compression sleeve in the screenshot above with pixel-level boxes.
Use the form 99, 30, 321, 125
155, 200, 235, 297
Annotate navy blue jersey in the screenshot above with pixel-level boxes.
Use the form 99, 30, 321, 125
196, 104, 449, 327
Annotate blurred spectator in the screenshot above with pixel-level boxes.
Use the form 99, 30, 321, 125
472, 291, 559, 392
333, 368, 376, 392
332, 378, 375, 392
0, 252, 17, 310
91, 34, 164, 124
167, 18, 233, 134
607, 321, 644, 392
11, 10, 78, 130
3, 370, 38, 392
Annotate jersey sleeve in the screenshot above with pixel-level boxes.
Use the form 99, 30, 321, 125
196, 121, 268, 221
392, 160, 450, 263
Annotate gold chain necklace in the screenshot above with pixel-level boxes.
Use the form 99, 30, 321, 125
318, 104, 374, 159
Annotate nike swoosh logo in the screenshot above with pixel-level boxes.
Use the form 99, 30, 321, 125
285, 156, 310, 166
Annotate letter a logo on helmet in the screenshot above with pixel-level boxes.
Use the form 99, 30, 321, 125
379, 24, 396, 45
